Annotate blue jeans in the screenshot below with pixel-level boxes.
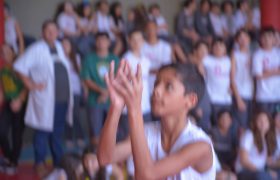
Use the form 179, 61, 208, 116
33, 102, 68, 167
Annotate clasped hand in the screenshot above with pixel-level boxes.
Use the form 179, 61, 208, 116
105, 60, 143, 113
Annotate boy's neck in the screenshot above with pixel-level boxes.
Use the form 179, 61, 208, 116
132, 49, 141, 57
262, 46, 273, 52
147, 36, 158, 45
160, 112, 187, 153
218, 126, 229, 136
97, 49, 109, 58
240, 45, 249, 52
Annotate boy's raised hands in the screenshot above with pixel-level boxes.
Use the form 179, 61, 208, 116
105, 60, 143, 114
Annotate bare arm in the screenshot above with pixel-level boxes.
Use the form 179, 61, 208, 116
17, 73, 44, 91
128, 109, 212, 180
84, 79, 104, 94
255, 68, 280, 80
97, 61, 132, 166
239, 148, 258, 171
230, 55, 246, 111
15, 21, 25, 55
97, 105, 131, 166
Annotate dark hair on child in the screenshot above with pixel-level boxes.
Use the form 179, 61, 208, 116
250, 110, 277, 156
260, 26, 276, 37
212, 37, 225, 47
82, 145, 106, 180
217, 109, 232, 120
221, 1, 234, 12
235, 28, 250, 40
193, 40, 209, 51
128, 28, 143, 38
200, 0, 212, 7
183, 0, 196, 8
158, 63, 205, 104
42, 19, 57, 31
60, 153, 83, 180
95, 31, 110, 39
149, 3, 160, 13
236, 0, 248, 9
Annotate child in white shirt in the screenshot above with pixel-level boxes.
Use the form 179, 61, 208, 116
203, 38, 232, 124
142, 21, 172, 95
252, 27, 280, 114
231, 29, 254, 129
57, 2, 80, 38
148, 4, 169, 37
236, 111, 276, 180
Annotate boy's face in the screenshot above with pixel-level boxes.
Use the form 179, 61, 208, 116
100, 2, 109, 14
256, 113, 270, 135
261, 32, 274, 49
146, 22, 158, 39
224, 4, 233, 14
237, 32, 250, 48
129, 32, 144, 51
152, 68, 197, 117
218, 113, 232, 131
151, 8, 160, 17
1, 45, 14, 64
212, 42, 226, 57
96, 36, 110, 51
195, 44, 208, 60
43, 23, 58, 45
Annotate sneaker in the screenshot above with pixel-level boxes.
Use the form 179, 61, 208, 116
5, 165, 17, 175
35, 163, 50, 179
0, 158, 10, 173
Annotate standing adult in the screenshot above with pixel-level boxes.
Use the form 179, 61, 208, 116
13, 20, 73, 178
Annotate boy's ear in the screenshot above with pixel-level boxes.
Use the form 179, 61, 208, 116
184, 93, 198, 110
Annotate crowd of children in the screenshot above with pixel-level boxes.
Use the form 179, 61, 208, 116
1, 0, 280, 179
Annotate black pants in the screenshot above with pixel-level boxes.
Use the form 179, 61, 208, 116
0, 101, 25, 165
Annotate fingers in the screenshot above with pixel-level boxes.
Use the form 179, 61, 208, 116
109, 61, 115, 82
136, 64, 143, 84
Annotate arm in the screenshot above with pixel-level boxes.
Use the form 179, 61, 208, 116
230, 55, 246, 111
84, 79, 104, 94
255, 69, 280, 80
97, 61, 132, 166
15, 21, 25, 55
239, 148, 258, 171
128, 110, 212, 180
97, 105, 131, 166
17, 73, 44, 91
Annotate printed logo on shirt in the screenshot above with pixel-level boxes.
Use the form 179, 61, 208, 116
97, 63, 109, 79
263, 57, 270, 70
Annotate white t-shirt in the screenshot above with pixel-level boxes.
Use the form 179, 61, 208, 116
128, 121, 216, 180
68, 55, 81, 95
57, 13, 78, 36
234, 10, 248, 33
252, 48, 280, 102
142, 40, 172, 94
96, 11, 115, 41
5, 17, 18, 54
123, 51, 151, 114
79, 17, 96, 33
233, 50, 254, 100
149, 14, 169, 35
252, 7, 260, 29
272, 130, 280, 162
209, 13, 225, 37
235, 130, 267, 172
203, 55, 232, 104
